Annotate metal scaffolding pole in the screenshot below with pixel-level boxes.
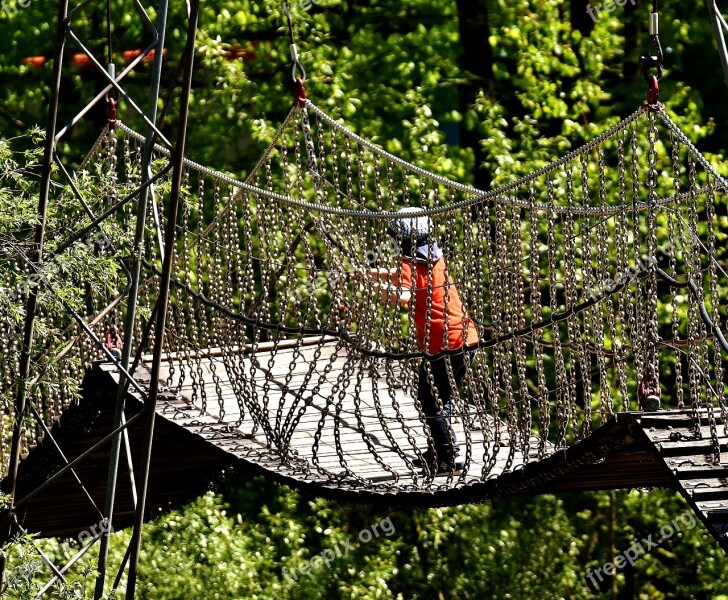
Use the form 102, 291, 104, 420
93, 0, 171, 595
125, 0, 200, 595
0, 0, 70, 588
707, 1, 728, 90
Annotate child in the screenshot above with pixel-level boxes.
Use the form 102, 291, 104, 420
370, 208, 479, 475
105, 324, 123, 361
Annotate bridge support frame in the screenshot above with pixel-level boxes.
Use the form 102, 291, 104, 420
707, 1, 728, 90
125, 0, 200, 595
94, 0, 171, 594
0, 0, 195, 595
0, 0, 70, 589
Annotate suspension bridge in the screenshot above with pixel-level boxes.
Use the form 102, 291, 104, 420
5, 94, 728, 544
2, 0, 728, 596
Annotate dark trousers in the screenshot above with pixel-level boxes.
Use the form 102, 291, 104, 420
417, 350, 472, 460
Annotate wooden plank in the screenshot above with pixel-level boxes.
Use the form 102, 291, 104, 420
673, 465, 728, 480
681, 478, 728, 491
643, 426, 728, 445
656, 439, 728, 457
143, 335, 336, 361
144, 347, 645, 496
685, 488, 728, 502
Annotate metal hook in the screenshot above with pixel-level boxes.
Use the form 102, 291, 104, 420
294, 76, 307, 107
107, 97, 117, 129
640, 8, 664, 108
646, 74, 660, 107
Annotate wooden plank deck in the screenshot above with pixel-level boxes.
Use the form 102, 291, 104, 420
10, 344, 728, 546
148, 339, 547, 491
637, 410, 728, 554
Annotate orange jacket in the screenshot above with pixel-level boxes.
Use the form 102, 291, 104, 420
394, 258, 479, 355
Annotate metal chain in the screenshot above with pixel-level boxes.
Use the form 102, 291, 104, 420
645, 111, 661, 382
546, 176, 569, 446
69, 95, 727, 496
614, 136, 630, 409
529, 186, 550, 456
596, 148, 613, 417
669, 133, 685, 408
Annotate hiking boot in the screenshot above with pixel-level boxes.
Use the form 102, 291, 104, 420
413, 450, 464, 476
412, 449, 437, 469
429, 456, 464, 476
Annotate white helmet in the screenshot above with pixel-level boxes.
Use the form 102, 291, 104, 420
386, 207, 433, 242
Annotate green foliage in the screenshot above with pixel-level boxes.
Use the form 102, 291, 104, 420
0, 131, 127, 421
15, 478, 727, 598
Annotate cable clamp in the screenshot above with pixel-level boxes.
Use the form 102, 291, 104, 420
639, 11, 663, 82
290, 43, 306, 82
283, 1, 306, 82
